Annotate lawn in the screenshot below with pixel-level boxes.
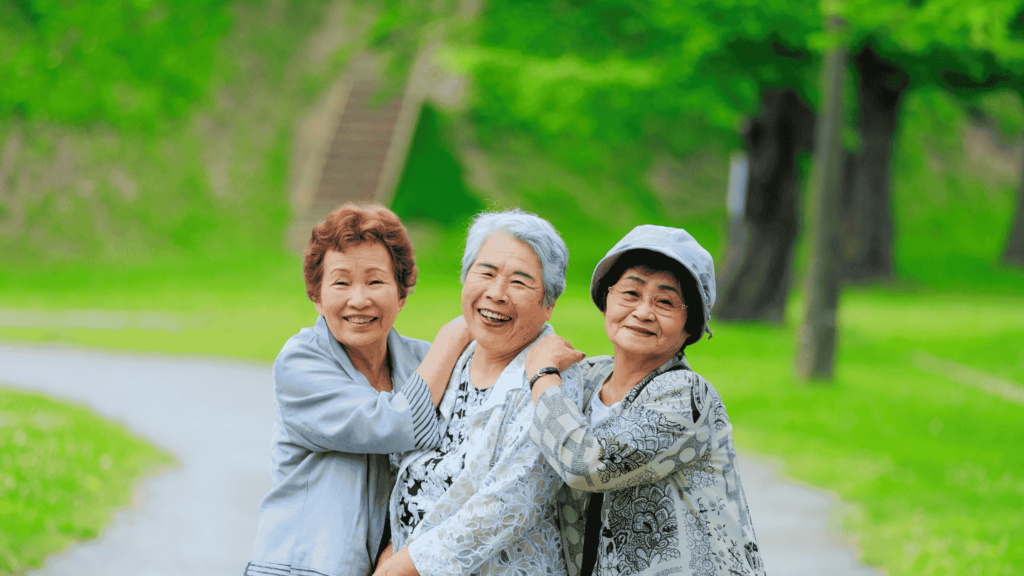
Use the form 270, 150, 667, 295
0, 387, 173, 574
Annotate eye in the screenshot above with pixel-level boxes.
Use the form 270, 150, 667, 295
369, 279, 383, 285
625, 290, 641, 297
334, 280, 349, 286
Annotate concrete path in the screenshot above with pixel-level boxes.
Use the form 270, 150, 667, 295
0, 343, 883, 576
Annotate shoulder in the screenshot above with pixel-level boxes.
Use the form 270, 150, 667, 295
577, 355, 613, 390
272, 324, 341, 388
393, 332, 431, 362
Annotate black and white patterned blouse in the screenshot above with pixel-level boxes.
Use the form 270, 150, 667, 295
395, 358, 491, 534
530, 355, 765, 576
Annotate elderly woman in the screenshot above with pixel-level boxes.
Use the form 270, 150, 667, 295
375, 209, 577, 576
526, 225, 765, 576
245, 204, 471, 576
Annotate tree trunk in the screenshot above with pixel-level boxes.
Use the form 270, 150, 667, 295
797, 14, 846, 382
840, 46, 908, 282
1004, 133, 1024, 265
716, 88, 815, 322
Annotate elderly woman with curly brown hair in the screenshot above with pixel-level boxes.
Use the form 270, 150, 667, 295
245, 204, 470, 576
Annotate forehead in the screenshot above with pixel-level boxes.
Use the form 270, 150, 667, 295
618, 265, 681, 291
475, 233, 542, 275
323, 242, 393, 273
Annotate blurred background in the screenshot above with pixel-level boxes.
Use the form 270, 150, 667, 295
1, 0, 1022, 574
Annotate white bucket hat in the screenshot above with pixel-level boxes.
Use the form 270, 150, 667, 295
590, 225, 716, 343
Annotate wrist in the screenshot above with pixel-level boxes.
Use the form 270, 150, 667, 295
529, 367, 560, 389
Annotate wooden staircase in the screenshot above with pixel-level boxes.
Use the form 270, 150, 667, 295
288, 52, 430, 249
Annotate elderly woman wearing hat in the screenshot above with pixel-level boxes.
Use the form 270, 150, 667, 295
526, 225, 765, 576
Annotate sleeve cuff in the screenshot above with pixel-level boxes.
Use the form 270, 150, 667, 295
407, 530, 441, 576
400, 372, 440, 449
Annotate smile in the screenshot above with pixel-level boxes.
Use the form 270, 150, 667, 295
478, 309, 512, 323
626, 325, 656, 336
344, 316, 377, 325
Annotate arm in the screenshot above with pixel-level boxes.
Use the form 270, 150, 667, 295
530, 369, 706, 492
415, 316, 471, 407
276, 342, 439, 454
404, 394, 562, 576
276, 318, 469, 454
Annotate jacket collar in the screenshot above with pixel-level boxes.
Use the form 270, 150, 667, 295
314, 315, 412, 389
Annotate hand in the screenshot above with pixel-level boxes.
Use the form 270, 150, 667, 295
376, 542, 394, 571
526, 334, 586, 378
374, 546, 419, 576
434, 315, 471, 349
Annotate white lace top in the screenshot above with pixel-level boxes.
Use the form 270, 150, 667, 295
389, 325, 576, 576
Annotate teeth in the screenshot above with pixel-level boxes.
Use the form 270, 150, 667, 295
479, 309, 511, 322
345, 317, 375, 324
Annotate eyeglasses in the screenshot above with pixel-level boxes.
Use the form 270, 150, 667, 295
607, 284, 687, 315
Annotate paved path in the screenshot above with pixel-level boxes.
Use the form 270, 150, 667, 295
1, 343, 883, 576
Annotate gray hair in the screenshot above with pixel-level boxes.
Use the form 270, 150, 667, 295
460, 208, 569, 307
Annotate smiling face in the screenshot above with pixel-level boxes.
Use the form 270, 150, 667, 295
461, 233, 553, 359
314, 242, 406, 353
604, 266, 689, 362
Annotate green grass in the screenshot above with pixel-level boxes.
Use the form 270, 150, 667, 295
2, 271, 1021, 575
0, 387, 173, 574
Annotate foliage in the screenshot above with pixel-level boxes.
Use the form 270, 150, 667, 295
0, 0, 231, 128
0, 387, 172, 574
0, 0, 360, 265
390, 105, 483, 227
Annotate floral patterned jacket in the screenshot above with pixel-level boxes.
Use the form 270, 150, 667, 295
529, 355, 765, 576
390, 324, 579, 576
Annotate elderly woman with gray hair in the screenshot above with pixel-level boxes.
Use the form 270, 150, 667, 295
374, 209, 579, 576
526, 225, 765, 576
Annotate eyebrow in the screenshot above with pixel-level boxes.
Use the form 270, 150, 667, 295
657, 284, 681, 295
475, 262, 536, 282
513, 270, 536, 281
624, 275, 680, 295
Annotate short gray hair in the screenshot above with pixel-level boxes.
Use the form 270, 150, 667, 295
460, 209, 569, 307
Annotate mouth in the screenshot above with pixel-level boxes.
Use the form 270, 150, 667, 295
477, 309, 512, 323
625, 325, 656, 337
344, 315, 378, 325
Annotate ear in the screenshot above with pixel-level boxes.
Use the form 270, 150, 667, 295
543, 300, 555, 322
397, 295, 407, 313
314, 298, 324, 317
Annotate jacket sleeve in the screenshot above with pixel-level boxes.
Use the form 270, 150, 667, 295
530, 368, 710, 491
406, 389, 562, 576
274, 340, 440, 454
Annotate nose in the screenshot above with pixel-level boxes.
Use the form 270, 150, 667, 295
348, 284, 371, 307
632, 298, 655, 321
483, 278, 508, 303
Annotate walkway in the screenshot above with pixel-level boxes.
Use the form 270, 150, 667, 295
0, 343, 883, 576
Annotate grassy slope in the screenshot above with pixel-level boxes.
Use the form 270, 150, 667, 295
0, 387, 173, 574
1, 82, 1023, 576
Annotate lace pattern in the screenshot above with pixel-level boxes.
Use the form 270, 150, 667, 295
390, 326, 573, 576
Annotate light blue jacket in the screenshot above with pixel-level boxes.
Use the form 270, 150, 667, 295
246, 316, 440, 576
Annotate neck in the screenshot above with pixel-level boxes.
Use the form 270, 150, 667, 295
344, 339, 391, 391
470, 342, 529, 389
607, 347, 676, 394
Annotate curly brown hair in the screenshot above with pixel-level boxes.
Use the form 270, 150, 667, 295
303, 204, 417, 303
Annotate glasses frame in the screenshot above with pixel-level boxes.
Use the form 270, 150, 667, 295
606, 284, 688, 316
